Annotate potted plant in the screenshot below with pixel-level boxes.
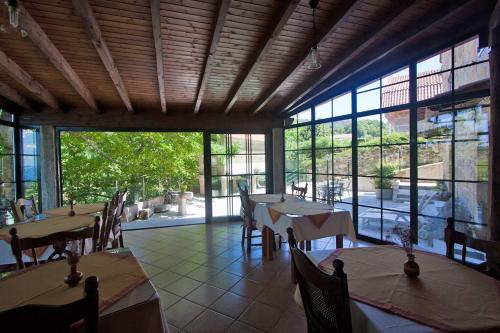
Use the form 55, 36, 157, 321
372, 164, 396, 200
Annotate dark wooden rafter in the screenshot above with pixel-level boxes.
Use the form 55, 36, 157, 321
0, 49, 59, 109
279, 0, 477, 115
150, 0, 167, 114
17, 1, 99, 113
223, 0, 299, 115
193, 0, 231, 114
0, 81, 30, 109
71, 0, 133, 113
251, 0, 361, 115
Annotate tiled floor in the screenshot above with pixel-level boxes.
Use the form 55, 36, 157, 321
123, 222, 362, 333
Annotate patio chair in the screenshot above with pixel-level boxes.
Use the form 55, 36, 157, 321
237, 183, 261, 253
113, 188, 128, 248
291, 181, 308, 199
287, 228, 352, 333
97, 194, 119, 251
445, 217, 500, 279
0, 276, 99, 333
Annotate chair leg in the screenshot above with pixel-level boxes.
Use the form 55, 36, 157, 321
241, 225, 246, 246
272, 233, 276, 251
278, 235, 282, 249
246, 227, 252, 253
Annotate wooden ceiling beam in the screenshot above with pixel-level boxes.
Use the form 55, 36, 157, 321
71, 0, 133, 113
0, 81, 31, 109
0, 49, 59, 109
250, 0, 361, 115
193, 0, 231, 114
223, 0, 299, 115
17, 1, 99, 113
281, 0, 480, 115
150, 0, 167, 114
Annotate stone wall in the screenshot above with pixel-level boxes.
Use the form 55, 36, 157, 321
40, 126, 58, 211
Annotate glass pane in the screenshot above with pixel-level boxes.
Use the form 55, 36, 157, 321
384, 183, 410, 212
0, 109, 13, 122
232, 175, 249, 193
285, 173, 298, 192
251, 134, 265, 153
333, 148, 351, 175
358, 177, 380, 207
418, 184, 452, 218
211, 155, 226, 175
333, 119, 352, 147
357, 79, 380, 93
1, 182, 15, 201
0, 155, 15, 183
382, 110, 409, 142
284, 128, 297, 150
417, 216, 446, 252
231, 134, 247, 154
382, 145, 410, 175
454, 36, 488, 67
252, 175, 266, 194
211, 134, 226, 154
381, 68, 409, 108
358, 146, 380, 176
298, 174, 312, 198
297, 126, 312, 149
382, 67, 409, 86
454, 63, 490, 92
357, 89, 380, 112
232, 196, 241, 216
336, 177, 352, 203
315, 100, 332, 120
212, 197, 228, 217
316, 174, 329, 202
251, 155, 266, 174
382, 210, 410, 242
455, 181, 487, 224
417, 71, 451, 101
0, 126, 14, 155
298, 151, 313, 174
455, 98, 489, 140
297, 109, 311, 123
417, 141, 452, 180
231, 155, 246, 175
285, 151, 298, 172
332, 92, 352, 116
358, 206, 381, 239
357, 115, 381, 145
455, 138, 488, 182
315, 123, 332, 148
417, 48, 452, 76
22, 156, 37, 181
211, 177, 228, 197
22, 182, 38, 203
315, 149, 332, 174
22, 129, 37, 155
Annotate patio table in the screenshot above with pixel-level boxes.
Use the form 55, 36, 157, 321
251, 195, 355, 260
43, 203, 104, 217
299, 246, 500, 333
0, 248, 168, 333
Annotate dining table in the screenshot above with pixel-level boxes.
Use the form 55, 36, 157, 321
0, 248, 168, 333
250, 194, 356, 260
299, 245, 500, 333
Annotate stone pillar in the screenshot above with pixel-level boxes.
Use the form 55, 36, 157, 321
40, 125, 58, 211
488, 1, 500, 241
272, 128, 284, 193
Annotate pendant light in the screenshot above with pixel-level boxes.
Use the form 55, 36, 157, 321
307, 0, 321, 70
6, 0, 19, 28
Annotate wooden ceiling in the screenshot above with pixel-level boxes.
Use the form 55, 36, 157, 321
0, 0, 494, 125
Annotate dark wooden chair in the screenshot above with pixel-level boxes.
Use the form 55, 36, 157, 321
287, 227, 352, 333
445, 217, 500, 279
97, 194, 119, 251
238, 183, 262, 253
9, 200, 24, 223
0, 275, 99, 333
112, 188, 128, 248
291, 181, 308, 199
10, 218, 100, 270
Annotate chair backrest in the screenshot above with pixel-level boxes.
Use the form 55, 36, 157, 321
111, 188, 128, 248
10, 219, 100, 270
98, 193, 119, 251
9, 200, 24, 223
0, 275, 99, 333
445, 217, 500, 278
287, 227, 352, 333
291, 181, 308, 199
237, 183, 254, 227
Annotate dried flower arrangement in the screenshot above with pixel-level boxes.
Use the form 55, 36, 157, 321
392, 224, 413, 255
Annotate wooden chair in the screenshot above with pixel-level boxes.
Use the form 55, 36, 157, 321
10, 218, 100, 270
238, 183, 262, 253
445, 217, 500, 278
0, 275, 99, 333
287, 227, 352, 333
112, 188, 128, 248
291, 181, 308, 199
97, 193, 119, 251
9, 200, 24, 223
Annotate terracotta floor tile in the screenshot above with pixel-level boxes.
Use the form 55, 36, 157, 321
206, 271, 241, 290
183, 309, 234, 333
163, 276, 203, 297
169, 261, 201, 275
271, 310, 307, 333
157, 288, 181, 309
226, 321, 265, 333
186, 265, 221, 282
230, 278, 265, 299
164, 299, 205, 329
151, 270, 183, 289
209, 292, 252, 319
185, 283, 226, 307
256, 286, 294, 309
239, 301, 283, 332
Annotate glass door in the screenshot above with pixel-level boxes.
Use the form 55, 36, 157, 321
209, 133, 267, 221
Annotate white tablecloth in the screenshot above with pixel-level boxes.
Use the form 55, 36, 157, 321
305, 250, 437, 333
253, 202, 356, 242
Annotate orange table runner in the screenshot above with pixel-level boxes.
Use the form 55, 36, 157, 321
319, 246, 500, 332
44, 203, 104, 217
0, 250, 148, 312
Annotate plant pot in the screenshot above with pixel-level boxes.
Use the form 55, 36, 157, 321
404, 254, 420, 278
375, 188, 393, 200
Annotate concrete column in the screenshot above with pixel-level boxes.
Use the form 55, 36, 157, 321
40, 125, 58, 211
272, 127, 284, 193
488, 1, 500, 241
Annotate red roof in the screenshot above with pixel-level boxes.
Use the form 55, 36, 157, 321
382, 70, 443, 107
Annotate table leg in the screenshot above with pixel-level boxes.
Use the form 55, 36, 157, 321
306, 240, 311, 251
267, 228, 274, 261
299, 241, 305, 250
291, 258, 297, 284
262, 227, 267, 257
336, 234, 344, 249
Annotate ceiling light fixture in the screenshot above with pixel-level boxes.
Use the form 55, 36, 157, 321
307, 0, 321, 70
6, 0, 19, 28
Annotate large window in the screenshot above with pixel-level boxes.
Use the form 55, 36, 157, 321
283, 35, 490, 254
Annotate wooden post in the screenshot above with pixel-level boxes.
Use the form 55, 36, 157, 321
336, 235, 344, 249
488, 1, 500, 241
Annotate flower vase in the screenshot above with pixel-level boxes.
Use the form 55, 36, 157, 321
404, 253, 420, 278
68, 200, 75, 216
64, 253, 83, 287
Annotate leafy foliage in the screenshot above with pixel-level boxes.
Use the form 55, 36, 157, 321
60, 132, 203, 204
